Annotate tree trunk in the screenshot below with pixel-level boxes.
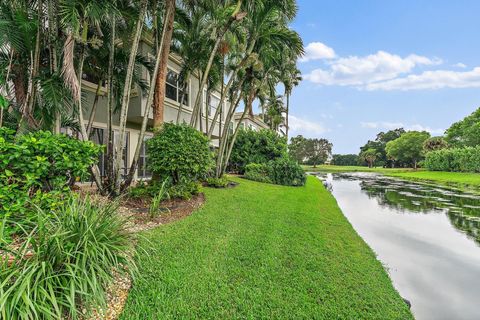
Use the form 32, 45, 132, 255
175, 77, 188, 124
105, 19, 116, 193
86, 81, 102, 136
113, 0, 148, 195
152, 0, 175, 129
124, 4, 171, 188
286, 92, 290, 139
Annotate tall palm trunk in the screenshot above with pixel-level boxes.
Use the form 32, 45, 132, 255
175, 77, 188, 124
105, 19, 116, 192
113, 0, 148, 195
124, 4, 172, 188
285, 92, 290, 139
152, 0, 175, 129
206, 40, 255, 138
190, 1, 244, 127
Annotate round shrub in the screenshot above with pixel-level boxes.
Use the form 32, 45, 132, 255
245, 158, 306, 186
229, 129, 287, 173
245, 163, 272, 184
147, 123, 214, 184
268, 157, 306, 186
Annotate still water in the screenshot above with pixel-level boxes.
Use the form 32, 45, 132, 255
318, 172, 480, 320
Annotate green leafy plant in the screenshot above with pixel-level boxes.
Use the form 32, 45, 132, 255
244, 163, 272, 184
0, 129, 101, 239
229, 129, 287, 174
167, 180, 201, 200
149, 180, 169, 219
147, 123, 214, 184
205, 176, 230, 188
424, 146, 480, 172
245, 158, 306, 186
0, 196, 135, 319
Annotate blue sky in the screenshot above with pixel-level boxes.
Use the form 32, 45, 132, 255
287, 0, 480, 154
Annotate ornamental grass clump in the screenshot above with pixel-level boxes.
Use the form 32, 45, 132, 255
0, 196, 135, 320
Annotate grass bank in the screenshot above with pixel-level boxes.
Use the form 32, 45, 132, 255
387, 171, 480, 191
302, 164, 415, 174
121, 177, 412, 319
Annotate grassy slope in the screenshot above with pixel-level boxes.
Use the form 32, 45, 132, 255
302, 164, 415, 174
121, 177, 412, 319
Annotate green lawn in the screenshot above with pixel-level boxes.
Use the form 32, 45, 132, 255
387, 171, 480, 190
120, 177, 412, 319
302, 164, 416, 174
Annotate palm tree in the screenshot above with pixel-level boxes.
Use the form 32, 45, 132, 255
264, 95, 285, 131
214, 0, 304, 178
152, 0, 175, 129
281, 62, 302, 139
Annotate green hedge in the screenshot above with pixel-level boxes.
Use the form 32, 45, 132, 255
424, 147, 480, 172
245, 158, 306, 186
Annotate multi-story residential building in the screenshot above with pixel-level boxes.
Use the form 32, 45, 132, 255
79, 39, 268, 180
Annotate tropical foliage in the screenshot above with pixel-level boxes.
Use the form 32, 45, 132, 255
228, 129, 287, 174
332, 154, 360, 166
1, 197, 135, 320
424, 147, 480, 172
245, 157, 306, 186
289, 135, 333, 167
386, 131, 431, 169
147, 123, 214, 184
0, 128, 100, 239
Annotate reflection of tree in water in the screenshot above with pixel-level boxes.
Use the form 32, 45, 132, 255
344, 174, 480, 245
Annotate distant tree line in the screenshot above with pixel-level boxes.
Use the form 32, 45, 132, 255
331, 106, 480, 171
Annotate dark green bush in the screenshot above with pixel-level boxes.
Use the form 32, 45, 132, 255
424, 147, 480, 172
147, 123, 214, 184
229, 129, 287, 173
244, 163, 272, 184
168, 180, 201, 200
0, 196, 135, 319
268, 157, 306, 186
245, 157, 306, 186
0, 129, 101, 239
205, 176, 230, 188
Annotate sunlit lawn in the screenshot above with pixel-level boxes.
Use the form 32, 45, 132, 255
120, 176, 412, 319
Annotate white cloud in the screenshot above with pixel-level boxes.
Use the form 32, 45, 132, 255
361, 121, 444, 134
289, 115, 327, 135
299, 42, 336, 62
453, 62, 467, 68
304, 50, 442, 86
365, 67, 480, 91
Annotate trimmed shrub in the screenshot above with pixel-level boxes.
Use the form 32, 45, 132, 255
0, 197, 135, 319
147, 123, 214, 184
245, 158, 306, 186
0, 129, 101, 239
245, 163, 272, 184
425, 147, 480, 172
205, 176, 230, 188
229, 129, 287, 173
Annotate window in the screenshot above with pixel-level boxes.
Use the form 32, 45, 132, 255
240, 123, 245, 130
208, 94, 220, 117
229, 122, 234, 135
138, 136, 152, 179
165, 69, 189, 106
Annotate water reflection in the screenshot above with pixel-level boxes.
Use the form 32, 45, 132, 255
335, 173, 480, 245
317, 172, 480, 320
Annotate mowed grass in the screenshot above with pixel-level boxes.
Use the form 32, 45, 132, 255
302, 164, 416, 174
120, 177, 412, 319
388, 171, 480, 189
